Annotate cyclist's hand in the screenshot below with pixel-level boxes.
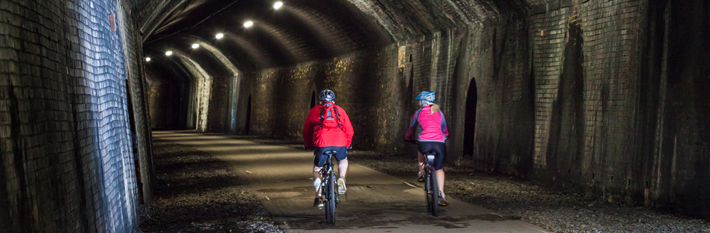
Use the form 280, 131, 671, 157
348, 145, 352, 150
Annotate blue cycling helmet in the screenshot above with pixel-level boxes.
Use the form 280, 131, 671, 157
415, 91, 435, 104
319, 89, 335, 102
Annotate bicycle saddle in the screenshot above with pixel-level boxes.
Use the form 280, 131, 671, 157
426, 154, 436, 163
323, 150, 338, 156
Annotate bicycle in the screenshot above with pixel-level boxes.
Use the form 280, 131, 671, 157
423, 153, 439, 217
320, 150, 340, 225
407, 140, 440, 217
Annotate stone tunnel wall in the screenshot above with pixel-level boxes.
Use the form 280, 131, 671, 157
451, 19, 535, 176
527, 0, 646, 205
521, 0, 710, 218
147, 75, 186, 130
0, 0, 155, 232
240, 29, 465, 154
206, 75, 232, 133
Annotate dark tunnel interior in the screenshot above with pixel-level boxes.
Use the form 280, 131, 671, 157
1, 0, 709, 231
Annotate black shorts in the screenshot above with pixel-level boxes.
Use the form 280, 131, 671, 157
313, 146, 348, 167
418, 142, 446, 170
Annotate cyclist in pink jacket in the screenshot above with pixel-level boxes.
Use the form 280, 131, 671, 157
405, 91, 449, 206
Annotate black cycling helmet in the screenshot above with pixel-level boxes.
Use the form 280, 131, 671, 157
319, 89, 335, 102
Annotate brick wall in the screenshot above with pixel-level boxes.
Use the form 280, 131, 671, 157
527, 0, 644, 196
244, 47, 406, 152
119, 0, 156, 208
649, 0, 710, 218
521, 0, 710, 218
0, 0, 153, 231
448, 19, 534, 175
240, 28, 463, 154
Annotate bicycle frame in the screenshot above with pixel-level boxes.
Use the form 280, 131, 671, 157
424, 154, 439, 216
320, 151, 339, 224
321, 153, 338, 198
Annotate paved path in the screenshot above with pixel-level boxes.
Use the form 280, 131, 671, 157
153, 131, 548, 233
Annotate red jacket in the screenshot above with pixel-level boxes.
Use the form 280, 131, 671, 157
303, 102, 354, 149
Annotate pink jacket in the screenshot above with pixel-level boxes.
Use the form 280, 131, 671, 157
405, 106, 449, 143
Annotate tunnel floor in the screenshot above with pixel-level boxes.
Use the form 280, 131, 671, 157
140, 138, 281, 232
148, 131, 709, 232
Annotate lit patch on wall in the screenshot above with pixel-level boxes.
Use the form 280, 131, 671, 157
173, 51, 212, 132
398, 45, 406, 69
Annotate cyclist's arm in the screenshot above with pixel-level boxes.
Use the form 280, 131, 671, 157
404, 110, 421, 141
439, 111, 449, 138
338, 106, 354, 148
303, 108, 317, 149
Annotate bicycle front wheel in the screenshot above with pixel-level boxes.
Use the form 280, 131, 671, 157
324, 173, 331, 221
425, 171, 432, 213
430, 170, 439, 217
328, 171, 336, 225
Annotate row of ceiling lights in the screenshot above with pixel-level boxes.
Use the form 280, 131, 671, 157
146, 1, 284, 62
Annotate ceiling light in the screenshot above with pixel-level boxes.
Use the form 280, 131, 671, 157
165, 51, 173, 56
192, 43, 200, 49
274, 1, 283, 10
145, 57, 151, 62
216, 33, 224, 39
243, 21, 254, 28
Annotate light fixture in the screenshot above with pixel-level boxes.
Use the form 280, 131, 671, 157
274, 1, 283, 10
192, 43, 200, 49
165, 51, 173, 56
145, 57, 151, 62
216, 33, 224, 39
243, 20, 254, 28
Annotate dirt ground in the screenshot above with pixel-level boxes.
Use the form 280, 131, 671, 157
140, 136, 708, 232
139, 141, 281, 233
350, 150, 710, 233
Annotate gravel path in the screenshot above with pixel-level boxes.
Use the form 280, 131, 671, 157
139, 142, 282, 233
141, 136, 708, 232
351, 150, 710, 233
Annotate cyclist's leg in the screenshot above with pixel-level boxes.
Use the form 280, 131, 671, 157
313, 166, 322, 195
335, 148, 348, 180
436, 170, 445, 194
313, 147, 328, 197
331, 146, 348, 194
416, 143, 428, 181
417, 151, 425, 172
431, 142, 447, 204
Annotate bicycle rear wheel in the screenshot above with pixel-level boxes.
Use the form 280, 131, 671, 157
324, 172, 331, 221
430, 170, 439, 217
328, 171, 336, 225
425, 170, 432, 213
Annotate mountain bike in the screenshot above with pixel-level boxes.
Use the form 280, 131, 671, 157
320, 150, 340, 225
423, 153, 439, 217
406, 140, 441, 217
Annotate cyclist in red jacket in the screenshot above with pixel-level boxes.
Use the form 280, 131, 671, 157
303, 89, 354, 208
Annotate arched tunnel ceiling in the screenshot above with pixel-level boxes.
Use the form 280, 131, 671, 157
144, 0, 395, 72
142, 0, 536, 76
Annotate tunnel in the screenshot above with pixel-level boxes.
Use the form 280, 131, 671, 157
1, 0, 709, 232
